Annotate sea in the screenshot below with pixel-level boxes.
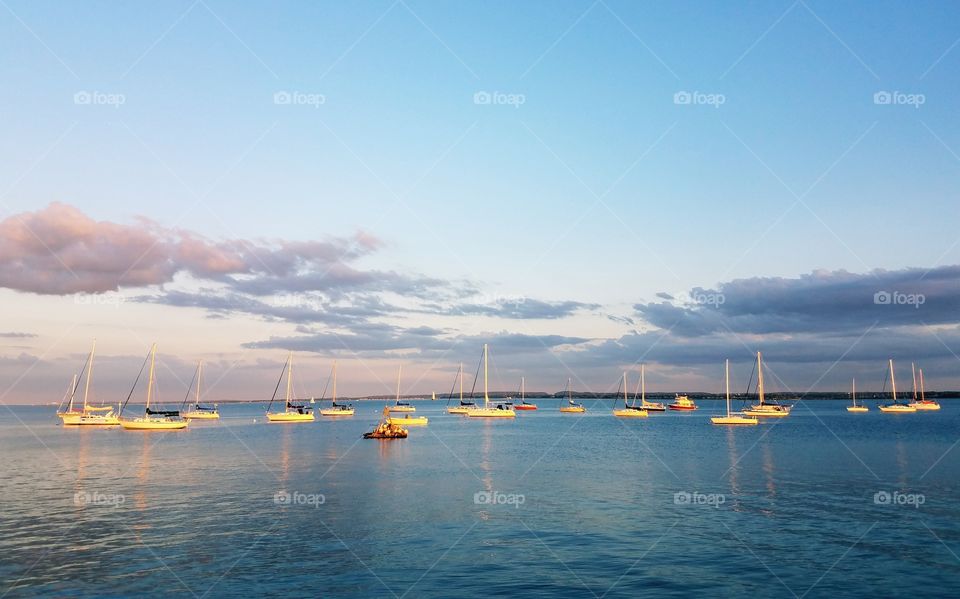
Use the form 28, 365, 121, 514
1, 399, 958, 597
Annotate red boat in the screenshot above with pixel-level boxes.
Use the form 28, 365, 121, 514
511, 377, 537, 410
667, 394, 698, 411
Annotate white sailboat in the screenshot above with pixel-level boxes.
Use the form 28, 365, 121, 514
319, 361, 354, 416
467, 344, 516, 418
909, 366, 941, 411
182, 360, 219, 419
559, 378, 585, 413
613, 372, 648, 418
388, 365, 416, 413
742, 352, 790, 418
637, 364, 665, 411
266, 353, 315, 422
447, 362, 476, 414
846, 378, 868, 413
879, 359, 916, 413
120, 344, 188, 430
57, 340, 120, 426
712, 359, 758, 425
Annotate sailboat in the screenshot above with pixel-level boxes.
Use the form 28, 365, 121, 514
711, 359, 758, 425
742, 352, 790, 417
559, 378, 586, 413
636, 364, 665, 411
182, 361, 220, 419
447, 362, 477, 414
387, 365, 416, 412
879, 359, 917, 413
513, 377, 538, 410
57, 340, 120, 426
467, 344, 517, 418
266, 353, 315, 422
909, 366, 941, 411
387, 365, 428, 424
319, 361, 354, 416
119, 344, 188, 430
846, 378, 868, 413
613, 372, 648, 418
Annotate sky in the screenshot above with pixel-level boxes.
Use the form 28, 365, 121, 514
2, 0, 960, 403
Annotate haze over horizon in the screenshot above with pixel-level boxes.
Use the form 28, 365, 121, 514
3, 0, 960, 403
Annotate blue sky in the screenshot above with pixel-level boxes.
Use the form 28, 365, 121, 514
2, 1, 960, 402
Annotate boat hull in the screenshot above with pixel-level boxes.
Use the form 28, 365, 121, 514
388, 406, 416, 413
363, 431, 408, 439
182, 411, 219, 420
266, 412, 315, 422
641, 404, 666, 412
60, 412, 120, 426
743, 405, 790, 417
613, 408, 648, 418
120, 418, 188, 430
879, 405, 917, 413
466, 409, 516, 418
846, 406, 869, 413
388, 416, 428, 426
910, 402, 941, 411
560, 406, 585, 413
319, 409, 355, 416
447, 406, 474, 414
711, 415, 758, 425
513, 404, 538, 411
668, 405, 698, 411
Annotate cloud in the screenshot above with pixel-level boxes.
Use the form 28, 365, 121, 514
0, 331, 37, 338
447, 299, 600, 320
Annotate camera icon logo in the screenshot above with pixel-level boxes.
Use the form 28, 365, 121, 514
673, 91, 692, 105
74, 91, 91, 105
874, 491, 891, 505
274, 491, 292, 505
874, 291, 891, 305
273, 91, 291, 105
474, 491, 493, 504
473, 91, 491, 105
874, 91, 892, 105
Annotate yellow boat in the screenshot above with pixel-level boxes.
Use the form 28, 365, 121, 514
879, 359, 917, 414
613, 372, 648, 418
319, 361, 355, 416
466, 345, 516, 418
266, 353, 315, 422
119, 344, 189, 431
909, 367, 941, 411
741, 352, 790, 418
388, 414, 429, 426
559, 377, 586, 413
57, 340, 121, 426
182, 360, 220, 420
846, 378, 868, 413
445, 362, 479, 414
711, 359, 758, 425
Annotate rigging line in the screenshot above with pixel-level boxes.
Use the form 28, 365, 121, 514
266, 358, 287, 412
179, 364, 200, 411
119, 349, 151, 416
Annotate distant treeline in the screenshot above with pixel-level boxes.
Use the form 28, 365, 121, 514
192, 391, 960, 403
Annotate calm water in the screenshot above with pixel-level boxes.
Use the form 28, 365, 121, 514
1, 399, 958, 598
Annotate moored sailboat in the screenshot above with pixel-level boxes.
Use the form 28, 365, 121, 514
909, 366, 940, 411
559, 378, 586, 413
513, 377, 537, 410
636, 364, 665, 411
319, 361, 354, 416
879, 359, 916, 413
711, 359, 758, 425
387, 365, 416, 412
119, 344, 188, 430
742, 352, 790, 417
613, 372, 648, 418
181, 360, 219, 420
266, 353, 315, 422
846, 378, 868, 413
467, 344, 516, 418
57, 340, 120, 426
447, 362, 477, 414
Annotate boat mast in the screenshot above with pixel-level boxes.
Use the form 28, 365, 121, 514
889, 359, 897, 403
622, 372, 628, 408
333, 360, 338, 403
196, 360, 202, 408
459, 362, 463, 403
641, 363, 646, 407
567, 377, 572, 403
396, 364, 402, 403
146, 343, 157, 411
68, 374, 77, 411
852, 378, 856, 407
286, 352, 293, 407
725, 359, 731, 417
483, 344, 489, 408
757, 352, 765, 406
919, 368, 926, 401
521, 376, 525, 402
83, 339, 96, 410
911, 363, 918, 401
